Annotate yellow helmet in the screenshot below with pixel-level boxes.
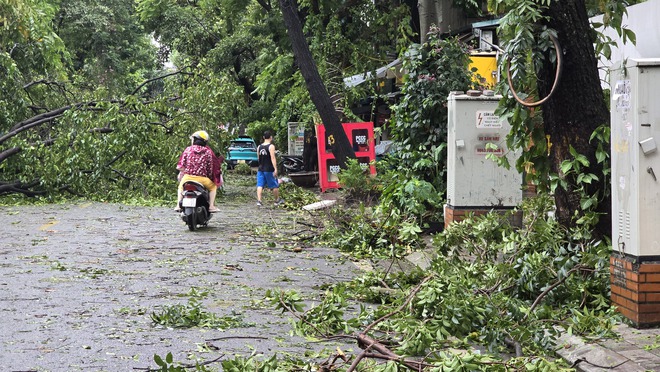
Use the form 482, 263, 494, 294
191, 130, 209, 141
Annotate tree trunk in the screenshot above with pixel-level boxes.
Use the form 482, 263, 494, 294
278, 0, 355, 167
418, 0, 438, 43
538, 0, 611, 238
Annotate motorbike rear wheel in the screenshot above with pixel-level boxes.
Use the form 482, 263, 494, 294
187, 209, 197, 231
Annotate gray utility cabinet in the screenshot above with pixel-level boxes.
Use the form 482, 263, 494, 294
446, 92, 522, 208
611, 59, 660, 258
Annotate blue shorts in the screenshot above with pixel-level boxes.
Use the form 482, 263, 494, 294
257, 171, 279, 189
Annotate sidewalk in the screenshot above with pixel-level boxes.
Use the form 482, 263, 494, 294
557, 323, 660, 371
402, 250, 660, 371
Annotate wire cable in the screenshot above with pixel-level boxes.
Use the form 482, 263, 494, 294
506, 33, 563, 108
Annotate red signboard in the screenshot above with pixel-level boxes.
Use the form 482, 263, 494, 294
316, 122, 376, 192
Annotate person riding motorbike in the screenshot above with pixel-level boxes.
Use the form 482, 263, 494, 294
175, 130, 220, 213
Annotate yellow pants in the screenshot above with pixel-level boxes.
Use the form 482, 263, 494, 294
179, 174, 217, 192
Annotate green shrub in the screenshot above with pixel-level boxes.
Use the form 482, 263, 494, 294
233, 162, 253, 175
337, 158, 380, 203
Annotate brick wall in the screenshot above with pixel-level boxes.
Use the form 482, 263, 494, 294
611, 255, 660, 328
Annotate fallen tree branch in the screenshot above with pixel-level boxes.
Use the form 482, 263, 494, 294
9, 103, 86, 133
131, 68, 194, 96
364, 274, 433, 334
106, 150, 127, 168
0, 180, 45, 197
133, 354, 224, 371
0, 147, 21, 163
504, 336, 523, 357
205, 336, 268, 341
350, 333, 425, 371
346, 344, 371, 371
523, 264, 587, 322
111, 169, 132, 181
59, 185, 84, 197
363, 351, 434, 369
90, 127, 113, 134
276, 291, 335, 338
342, 275, 435, 371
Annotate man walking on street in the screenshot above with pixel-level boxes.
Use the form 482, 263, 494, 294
256, 131, 284, 206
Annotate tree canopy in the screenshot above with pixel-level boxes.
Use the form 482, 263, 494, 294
1, 0, 416, 200
0, 0, 639, 233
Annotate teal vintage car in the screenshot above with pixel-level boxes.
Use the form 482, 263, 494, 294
226, 136, 259, 169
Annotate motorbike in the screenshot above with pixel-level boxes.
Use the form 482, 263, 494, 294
281, 154, 305, 174
179, 181, 212, 231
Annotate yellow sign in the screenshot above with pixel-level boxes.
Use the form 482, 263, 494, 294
469, 52, 498, 89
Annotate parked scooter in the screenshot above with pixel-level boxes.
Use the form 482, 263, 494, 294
281, 154, 305, 174
179, 181, 212, 231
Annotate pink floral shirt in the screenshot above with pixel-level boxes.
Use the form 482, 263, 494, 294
177, 145, 213, 178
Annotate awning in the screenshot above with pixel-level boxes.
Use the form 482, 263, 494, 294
343, 59, 403, 88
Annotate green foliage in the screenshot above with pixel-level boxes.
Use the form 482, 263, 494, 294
566, 306, 619, 341
1, 66, 238, 203
429, 197, 611, 349
296, 286, 356, 336
221, 353, 289, 372
316, 35, 477, 267
383, 35, 475, 227
338, 269, 428, 304
491, 0, 626, 196
541, 125, 610, 239
378, 160, 444, 223
267, 287, 361, 337
390, 35, 475, 187
320, 203, 423, 259
266, 288, 306, 313
153, 352, 213, 372
276, 181, 318, 209
286, 191, 615, 369
1, 0, 413, 203
55, 0, 158, 95
233, 162, 253, 175
153, 353, 182, 372
151, 288, 251, 329
337, 158, 380, 202
588, 0, 639, 62
452, 0, 486, 17
490, 0, 556, 190
0, 0, 69, 128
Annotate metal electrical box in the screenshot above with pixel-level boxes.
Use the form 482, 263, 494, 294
611, 59, 660, 258
287, 122, 306, 156
447, 92, 522, 207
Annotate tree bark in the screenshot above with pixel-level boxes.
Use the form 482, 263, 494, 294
278, 0, 355, 167
538, 0, 611, 238
418, 0, 438, 43
0, 180, 45, 197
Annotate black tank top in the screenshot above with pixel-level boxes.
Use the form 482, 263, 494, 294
258, 143, 274, 172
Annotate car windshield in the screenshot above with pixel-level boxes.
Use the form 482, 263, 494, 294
230, 141, 255, 149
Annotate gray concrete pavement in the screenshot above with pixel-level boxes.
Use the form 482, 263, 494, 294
0, 201, 358, 371
557, 323, 660, 371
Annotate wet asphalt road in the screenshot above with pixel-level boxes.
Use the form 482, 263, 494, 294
0, 200, 357, 371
